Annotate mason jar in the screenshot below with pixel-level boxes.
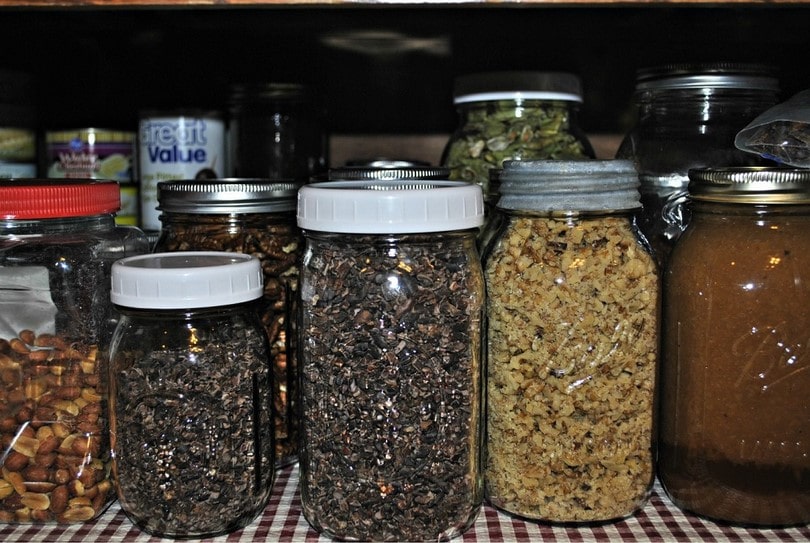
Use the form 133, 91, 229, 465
616, 63, 780, 268
0, 179, 148, 524
483, 160, 659, 522
441, 71, 595, 208
297, 180, 485, 541
155, 179, 302, 468
660, 167, 810, 526
108, 252, 274, 538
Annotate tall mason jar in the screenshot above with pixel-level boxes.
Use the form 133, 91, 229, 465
441, 71, 595, 210
616, 63, 780, 268
109, 252, 274, 538
484, 160, 660, 522
297, 180, 485, 541
660, 167, 810, 526
154, 179, 302, 468
0, 179, 148, 524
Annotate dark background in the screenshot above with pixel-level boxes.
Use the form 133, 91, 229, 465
0, 6, 808, 136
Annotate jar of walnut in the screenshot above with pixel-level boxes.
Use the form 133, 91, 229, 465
0, 179, 149, 524
154, 179, 302, 468
483, 160, 659, 522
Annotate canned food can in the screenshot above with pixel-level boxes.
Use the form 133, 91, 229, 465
0, 102, 37, 178
44, 128, 137, 225
138, 111, 226, 231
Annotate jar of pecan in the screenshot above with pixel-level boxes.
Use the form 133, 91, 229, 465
297, 180, 485, 541
660, 167, 810, 525
109, 252, 274, 538
483, 160, 659, 522
0, 179, 148, 523
154, 178, 302, 468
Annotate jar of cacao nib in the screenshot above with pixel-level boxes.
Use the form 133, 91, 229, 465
616, 63, 780, 269
297, 180, 485, 541
0, 179, 149, 524
661, 167, 810, 526
483, 160, 659, 523
154, 178, 302, 468
108, 252, 274, 538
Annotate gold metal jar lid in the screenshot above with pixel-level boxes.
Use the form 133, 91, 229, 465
688, 167, 810, 204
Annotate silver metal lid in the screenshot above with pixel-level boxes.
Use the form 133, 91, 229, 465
497, 160, 641, 213
634, 63, 779, 92
157, 178, 298, 214
688, 167, 810, 204
328, 165, 450, 181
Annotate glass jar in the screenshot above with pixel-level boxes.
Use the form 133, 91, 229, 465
483, 160, 659, 522
108, 252, 274, 538
297, 180, 485, 541
227, 82, 328, 182
154, 179, 302, 468
616, 63, 780, 268
441, 70, 595, 208
0, 179, 148, 524
660, 167, 810, 526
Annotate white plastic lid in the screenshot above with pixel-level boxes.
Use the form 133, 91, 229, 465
111, 252, 263, 309
297, 180, 484, 234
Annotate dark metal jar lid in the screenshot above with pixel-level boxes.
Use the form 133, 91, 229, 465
328, 165, 450, 181
497, 159, 641, 213
688, 167, 810, 204
157, 178, 298, 214
453, 71, 583, 104
634, 62, 779, 92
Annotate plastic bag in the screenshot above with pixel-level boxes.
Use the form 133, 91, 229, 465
735, 89, 810, 168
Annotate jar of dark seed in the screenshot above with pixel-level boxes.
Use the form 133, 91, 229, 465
483, 160, 659, 523
154, 179, 302, 468
108, 252, 274, 538
0, 179, 148, 525
297, 180, 485, 541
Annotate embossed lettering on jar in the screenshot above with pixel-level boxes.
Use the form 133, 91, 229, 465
660, 167, 810, 526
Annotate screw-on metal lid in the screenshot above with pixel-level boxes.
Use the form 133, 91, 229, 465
453, 71, 583, 104
497, 160, 641, 213
297, 180, 483, 234
635, 63, 779, 92
328, 165, 450, 181
688, 167, 810, 204
157, 179, 298, 214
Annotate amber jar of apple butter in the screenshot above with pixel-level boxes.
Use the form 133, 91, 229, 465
660, 167, 810, 526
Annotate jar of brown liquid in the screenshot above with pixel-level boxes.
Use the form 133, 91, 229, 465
660, 167, 810, 526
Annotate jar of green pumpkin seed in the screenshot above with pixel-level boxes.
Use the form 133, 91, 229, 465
441, 71, 595, 209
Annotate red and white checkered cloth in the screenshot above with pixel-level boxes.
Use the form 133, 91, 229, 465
2, 464, 808, 542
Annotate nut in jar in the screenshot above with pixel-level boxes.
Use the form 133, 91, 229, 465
0, 330, 113, 523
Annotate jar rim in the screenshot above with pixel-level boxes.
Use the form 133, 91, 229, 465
688, 167, 810, 204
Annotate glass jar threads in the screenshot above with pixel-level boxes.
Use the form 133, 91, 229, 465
0, 179, 148, 524
297, 180, 485, 541
441, 70, 595, 206
616, 63, 780, 267
660, 167, 810, 526
154, 179, 302, 468
483, 160, 659, 522
108, 252, 274, 538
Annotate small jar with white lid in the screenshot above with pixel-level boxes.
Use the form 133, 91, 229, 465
297, 180, 485, 541
108, 252, 274, 539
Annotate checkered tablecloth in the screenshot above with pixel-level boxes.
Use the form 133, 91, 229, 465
2, 464, 808, 542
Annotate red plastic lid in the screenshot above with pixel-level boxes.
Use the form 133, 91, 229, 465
0, 180, 121, 219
